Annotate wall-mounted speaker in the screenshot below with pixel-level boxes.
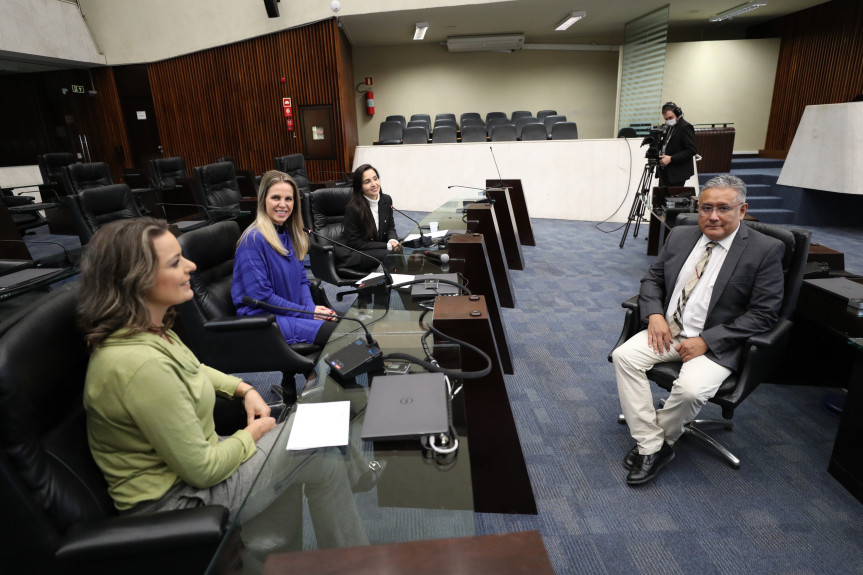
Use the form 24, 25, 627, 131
264, 0, 280, 18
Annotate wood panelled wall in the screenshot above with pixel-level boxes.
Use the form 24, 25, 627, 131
148, 17, 356, 179
751, 0, 863, 154
0, 67, 130, 179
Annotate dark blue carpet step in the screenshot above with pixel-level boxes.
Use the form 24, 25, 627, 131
731, 157, 785, 170
746, 195, 785, 209
748, 208, 795, 224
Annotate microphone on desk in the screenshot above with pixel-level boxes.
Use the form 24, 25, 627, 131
489, 146, 505, 188
391, 205, 432, 247
241, 296, 384, 381
446, 185, 495, 205
305, 228, 393, 299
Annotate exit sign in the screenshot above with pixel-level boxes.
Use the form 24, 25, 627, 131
71, 85, 85, 94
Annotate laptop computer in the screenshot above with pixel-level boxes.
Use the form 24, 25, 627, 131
410, 273, 461, 299
361, 373, 450, 441
0, 268, 64, 291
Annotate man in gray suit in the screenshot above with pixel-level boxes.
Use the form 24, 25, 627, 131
612, 174, 785, 485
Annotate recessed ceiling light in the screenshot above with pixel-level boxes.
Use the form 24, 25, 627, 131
555, 11, 587, 31
414, 22, 429, 41
710, 1, 768, 22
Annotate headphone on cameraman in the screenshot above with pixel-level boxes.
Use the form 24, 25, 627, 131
663, 101, 683, 118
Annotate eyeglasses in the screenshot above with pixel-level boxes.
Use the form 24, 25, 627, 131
697, 203, 744, 215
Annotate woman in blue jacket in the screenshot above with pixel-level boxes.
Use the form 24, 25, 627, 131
232, 170, 337, 345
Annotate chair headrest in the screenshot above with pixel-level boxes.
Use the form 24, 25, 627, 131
79, 184, 141, 231
196, 162, 242, 209
178, 221, 241, 319
38, 153, 77, 183
150, 157, 187, 190
65, 162, 113, 193
310, 188, 352, 234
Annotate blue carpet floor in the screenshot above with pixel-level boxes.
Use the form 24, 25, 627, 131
391, 212, 863, 574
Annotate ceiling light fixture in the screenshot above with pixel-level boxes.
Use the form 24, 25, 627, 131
710, 0, 768, 22
555, 11, 587, 31
414, 22, 429, 41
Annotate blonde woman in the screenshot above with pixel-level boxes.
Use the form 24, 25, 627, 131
232, 170, 337, 345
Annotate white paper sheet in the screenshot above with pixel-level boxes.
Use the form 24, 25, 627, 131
355, 272, 414, 286
285, 401, 350, 451
402, 229, 449, 243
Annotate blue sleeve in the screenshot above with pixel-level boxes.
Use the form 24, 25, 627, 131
232, 232, 315, 318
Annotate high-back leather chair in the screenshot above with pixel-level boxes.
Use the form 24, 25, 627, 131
0, 284, 229, 574
274, 153, 311, 193
65, 183, 142, 244
149, 156, 188, 192
307, 187, 367, 286
176, 221, 322, 401
62, 162, 113, 196
192, 161, 243, 222
37, 153, 77, 189
610, 219, 812, 468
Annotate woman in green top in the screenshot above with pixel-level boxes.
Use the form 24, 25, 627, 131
78, 217, 366, 560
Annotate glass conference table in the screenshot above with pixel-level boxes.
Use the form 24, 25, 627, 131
206, 193, 487, 574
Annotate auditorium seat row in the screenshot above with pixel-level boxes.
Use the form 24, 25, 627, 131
378, 114, 577, 144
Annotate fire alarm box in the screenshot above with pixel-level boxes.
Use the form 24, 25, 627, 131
286, 118, 294, 131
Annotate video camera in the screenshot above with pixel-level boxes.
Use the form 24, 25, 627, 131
640, 124, 669, 162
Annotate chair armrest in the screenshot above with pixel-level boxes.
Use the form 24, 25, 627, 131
204, 314, 275, 331
308, 277, 334, 309
608, 295, 642, 362
56, 505, 227, 562
722, 319, 794, 406
309, 242, 356, 287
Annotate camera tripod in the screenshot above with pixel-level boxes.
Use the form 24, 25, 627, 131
619, 158, 659, 248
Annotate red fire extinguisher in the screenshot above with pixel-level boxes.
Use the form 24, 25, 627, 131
366, 90, 375, 116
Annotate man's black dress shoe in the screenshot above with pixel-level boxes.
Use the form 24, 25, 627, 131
626, 442, 674, 485
623, 446, 639, 470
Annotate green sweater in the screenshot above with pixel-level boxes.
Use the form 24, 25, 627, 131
83, 329, 256, 511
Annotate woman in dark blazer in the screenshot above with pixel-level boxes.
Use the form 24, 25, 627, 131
339, 164, 401, 271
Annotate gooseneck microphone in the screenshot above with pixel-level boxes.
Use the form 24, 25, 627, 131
305, 228, 394, 289
447, 185, 487, 191
391, 205, 431, 247
241, 296, 376, 345
489, 146, 504, 187
241, 296, 384, 380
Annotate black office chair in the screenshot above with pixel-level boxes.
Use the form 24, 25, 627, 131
432, 125, 458, 143
62, 162, 113, 196
460, 125, 488, 143
176, 221, 326, 402
0, 284, 229, 575
307, 187, 368, 287
609, 219, 811, 468
491, 123, 517, 142
274, 153, 311, 194
192, 161, 244, 222
402, 126, 429, 145
618, 127, 638, 138
37, 153, 77, 199
544, 114, 567, 138
520, 122, 548, 141
378, 120, 404, 145
62, 183, 143, 245
537, 109, 557, 121
551, 122, 579, 140
148, 157, 210, 232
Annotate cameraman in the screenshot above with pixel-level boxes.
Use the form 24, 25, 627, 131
657, 102, 697, 187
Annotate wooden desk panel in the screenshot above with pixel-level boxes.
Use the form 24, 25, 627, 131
488, 178, 535, 246
263, 531, 553, 575
465, 203, 515, 308
484, 187, 525, 269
